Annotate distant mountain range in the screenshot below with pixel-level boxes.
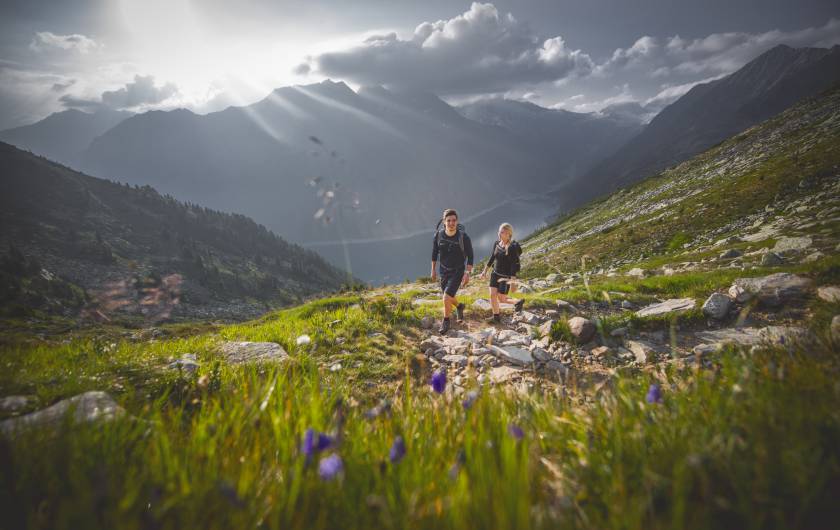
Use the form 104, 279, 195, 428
2, 44, 839, 284
578, 44, 840, 199
0, 108, 132, 168
0, 142, 348, 321
0, 82, 640, 245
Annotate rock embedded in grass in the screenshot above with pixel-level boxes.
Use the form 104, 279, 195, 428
488, 345, 534, 367
0, 391, 124, 436
702, 293, 732, 319
773, 236, 812, 253
832, 315, 840, 342
0, 395, 38, 414
635, 298, 696, 318
731, 273, 812, 307
219, 341, 289, 363
817, 286, 840, 303
568, 316, 596, 343
760, 252, 784, 266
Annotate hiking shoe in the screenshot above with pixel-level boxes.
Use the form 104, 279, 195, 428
438, 318, 451, 335
486, 313, 501, 324
514, 299, 524, 313
456, 303, 465, 323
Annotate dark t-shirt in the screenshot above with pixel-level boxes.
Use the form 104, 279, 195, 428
432, 229, 474, 272
487, 240, 521, 276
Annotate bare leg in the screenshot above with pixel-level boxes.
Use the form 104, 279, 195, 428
443, 294, 458, 318
490, 287, 500, 314
498, 293, 519, 306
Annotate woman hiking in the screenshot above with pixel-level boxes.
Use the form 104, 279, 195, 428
479, 222, 524, 323
431, 209, 474, 335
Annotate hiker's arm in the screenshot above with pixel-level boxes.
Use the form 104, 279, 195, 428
462, 235, 474, 285
431, 235, 439, 279
482, 243, 495, 278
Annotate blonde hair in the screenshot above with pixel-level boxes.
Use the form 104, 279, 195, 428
498, 222, 513, 238
498, 223, 514, 254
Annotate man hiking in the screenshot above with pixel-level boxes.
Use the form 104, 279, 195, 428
431, 208, 474, 335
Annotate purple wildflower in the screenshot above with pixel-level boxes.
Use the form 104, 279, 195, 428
462, 390, 479, 410
302, 428, 316, 461
431, 369, 447, 394
646, 383, 663, 404
389, 436, 406, 463
318, 453, 343, 480
508, 423, 524, 440
317, 432, 333, 451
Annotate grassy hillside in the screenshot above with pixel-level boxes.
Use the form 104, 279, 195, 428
0, 142, 351, 323
523, 86, 840, 277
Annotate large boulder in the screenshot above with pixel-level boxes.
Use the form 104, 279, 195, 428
635, 298, 696, 318
1, 392, 124, 436
568, 316, 596, 343
702, 293, 732, 319
773, 236, 812, 254
731, 273, 812, 307
219, 341, 289, 363
760, 252, 784, 266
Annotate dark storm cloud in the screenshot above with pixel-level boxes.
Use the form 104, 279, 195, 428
302, 2, 593, 94
100, 75, 178, 108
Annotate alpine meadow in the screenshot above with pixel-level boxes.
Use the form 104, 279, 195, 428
1, 2, 840, 529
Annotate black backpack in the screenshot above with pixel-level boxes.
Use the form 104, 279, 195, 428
434, 219, 466, 256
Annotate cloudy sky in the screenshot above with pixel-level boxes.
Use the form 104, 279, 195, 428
1, 0, 838, 129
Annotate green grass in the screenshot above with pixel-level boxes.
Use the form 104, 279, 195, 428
1, 315, 838, 529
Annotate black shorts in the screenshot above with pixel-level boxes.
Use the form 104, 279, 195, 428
439, 267, 464, 297
490, 271, 511, 294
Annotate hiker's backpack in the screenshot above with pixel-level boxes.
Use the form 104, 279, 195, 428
434, 219, 466, 256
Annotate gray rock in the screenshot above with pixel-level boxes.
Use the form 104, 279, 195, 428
692, 343, 719, 356
625, 340, 665, 363
516, 283, 534, 294
420, 316, 435, 329
556, 300, 580, 314
420, 336, 445, 352
732, 273, 812, 307
168, 357, 199, 374
758, 326, 816, 347
538, 319, 556, 337
610, 327, 628, 337
545, 360, 569, 379
488, 365, 525, 383
620, 300, 635, 310
773, 236, 812, 254
832, 315, 840, 342
760, 252, 784, 266
1, 391, 124, 436
219, 341, 289, 363
514, 311, 542, 325
497, 329, 531, 347
817, 286, 840, 303
627, 267, 647, 278
546, 273, 561, 283
488, 345, 534, 366
591, 346, 612, 359
531, 347, 551, 362
728, 284, 752, 303
802, 251, 824, 263
442, 354, 469, 367
442, 337, 471, 355
702, 293, 732, 320
0, 395, 38, 414
568, 316, 596, 343
635, 298, 696, 318
719, 249, 743, 259
694, 327, 762, 346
